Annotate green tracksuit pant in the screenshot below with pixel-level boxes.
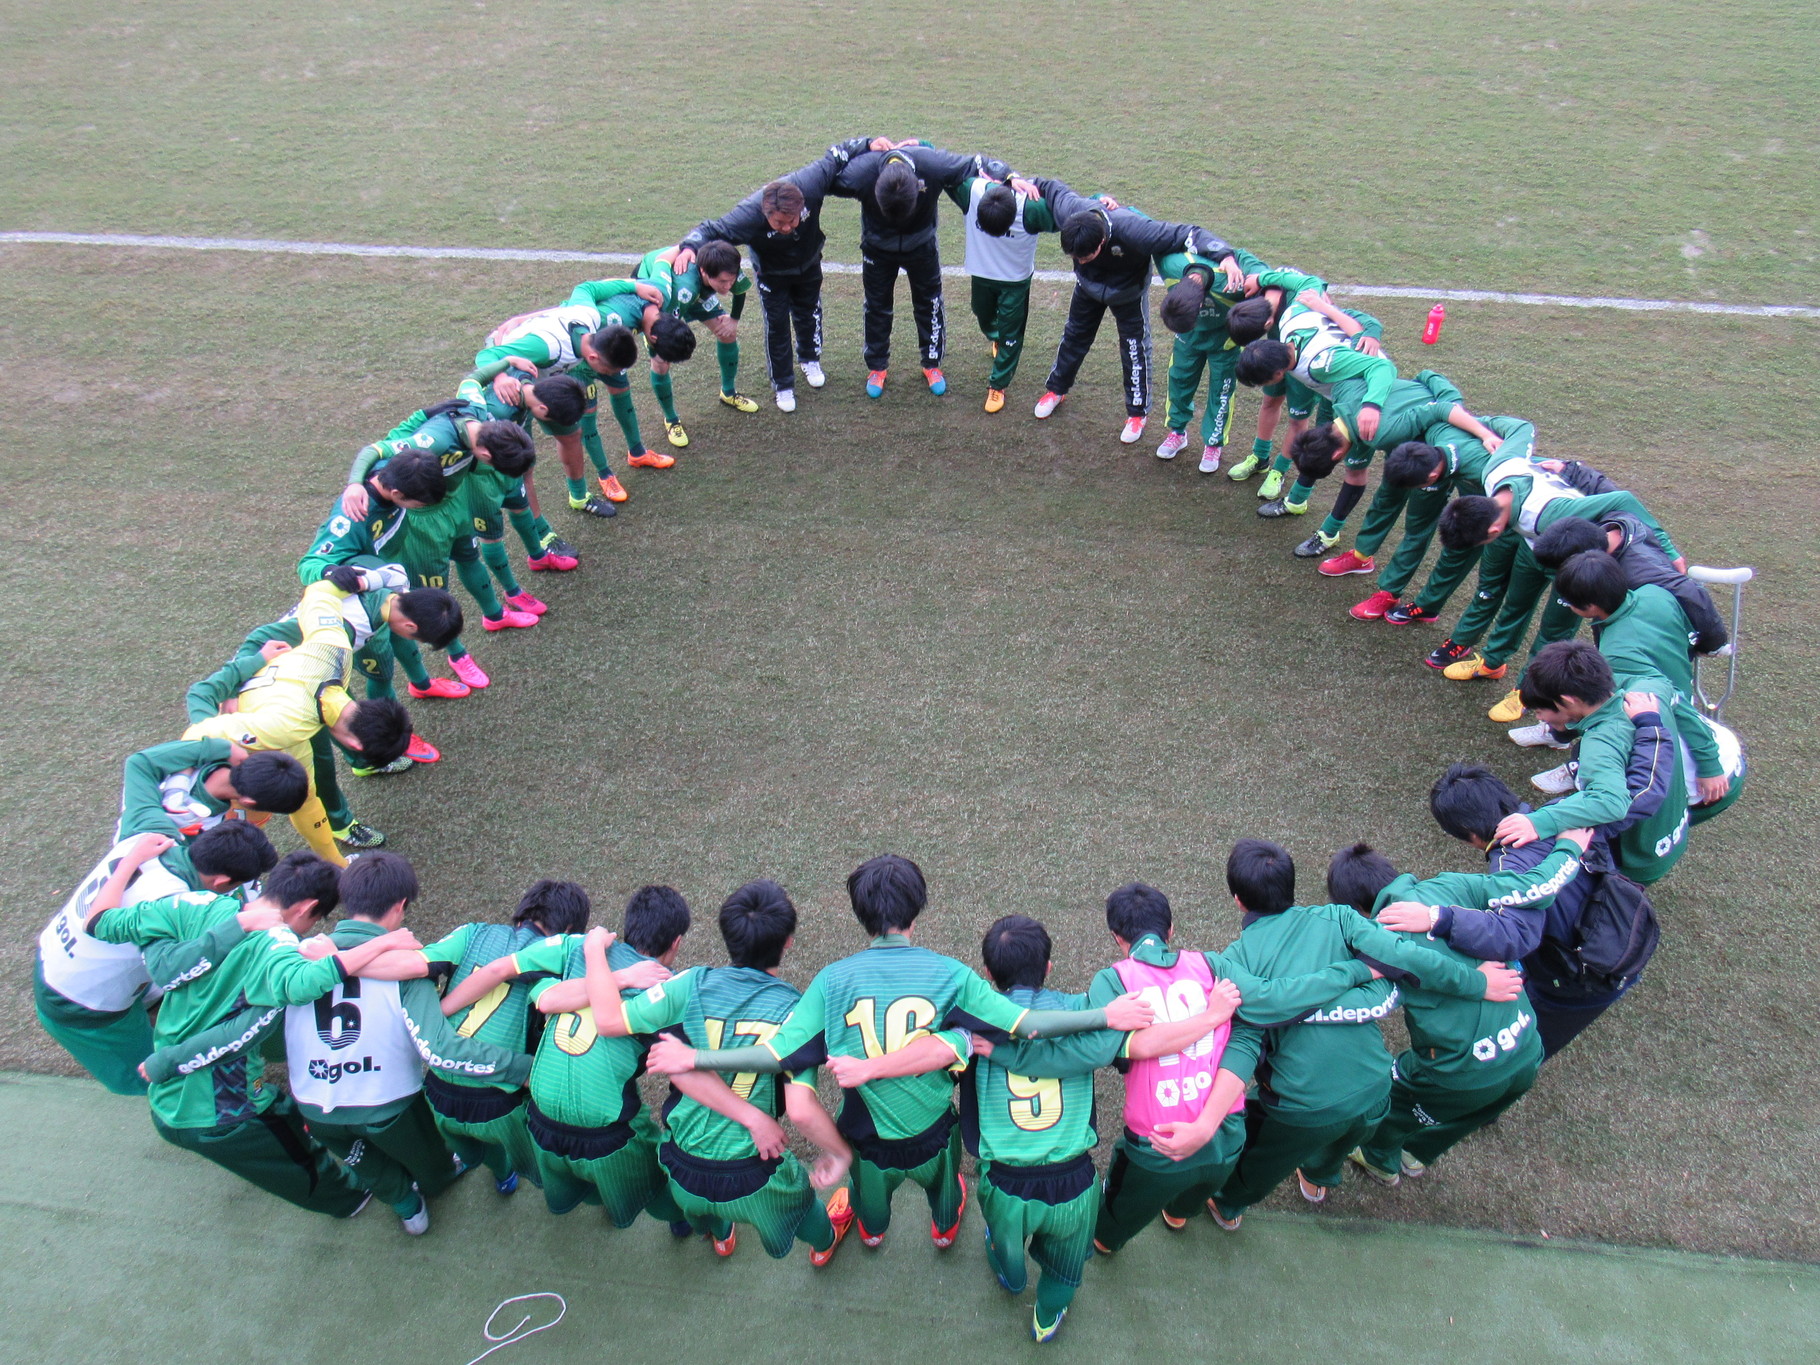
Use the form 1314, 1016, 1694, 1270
1360, 1054, 1539, 1169
33, 960, 151, 1096
1358, 485, 1484, 603
153, 1092, 367, 1217
664, 1149, 836, 1257
1093, 1115, 1246, 1252
431, 1096, 542, 1185
1215, 1092, 1391, 1211
307, 1095, 461, 1209
533, 1114, 682, 1227
1164, 335, 1240, 446
980, 1165, 1098, 1323
1450, 536, 1580, 669
971, 278, 1032, 389
850, 1121, 966, 1238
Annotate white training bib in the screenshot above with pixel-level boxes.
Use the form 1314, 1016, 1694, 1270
38, 840, 192, 1013
487, 304, 599, 368
285, 976, 424, 1114
962, 180, 1040, 283
1485, 453, 1583, 542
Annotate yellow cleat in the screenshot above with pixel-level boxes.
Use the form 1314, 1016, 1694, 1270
1443, 654, 1508, 682
718, 391, 759, 413
984, 388, 1006, 414
1489, 687, 1525, 723
664, 420, 690, 448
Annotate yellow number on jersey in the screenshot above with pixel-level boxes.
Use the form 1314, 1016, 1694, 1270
552, 1008, 598, 1056
703, 1017, 784, 1099
455, 981, 510, 1038
842, 997, 937, 1059
1006, 1073, 1063, 1132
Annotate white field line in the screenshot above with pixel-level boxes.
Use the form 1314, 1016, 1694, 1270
5, 230, 1818, 320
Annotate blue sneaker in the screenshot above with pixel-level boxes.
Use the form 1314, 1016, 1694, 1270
1031, 1307, 1067, 1343
922, 366, 946, 395
866, 369, 887, 398
494, 1171, 519, 1195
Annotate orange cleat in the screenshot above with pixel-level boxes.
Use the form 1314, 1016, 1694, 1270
628, 450, 675, 469
600, 474, 629, 502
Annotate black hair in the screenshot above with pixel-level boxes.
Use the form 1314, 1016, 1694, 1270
588, 323, 641, 371
718, 880, 797, 970
345, 698, 412, 767
1226, 838, 1296, 915
532, 375, 586, 427
475, 421, 535, 478
1429, 762, 1524, 844
1555, 549, 1629, 614
650, 314, 697, 363
874, 159, 921, 224
376, 450, 446, 506
264, 850, 341, 920
1519, 640, 1615, 713
511, 879, 591, 936
981, 914, 1051, 991
696, 239, 740, 279
1384, 441, 1446, 490
976, 183, 1017, 237
1437, 495, 1503, 551
393, 588, 463, 650
1532, 515, 1607, 570
1225, 296, 1276, 346
229, 751, 308, 815
1058, 208, 1108, 260
1160, 270, 1210, 334
847, 854, 926, 936
1291, 425, 1345, 481
760, 179, 805, 219
339, 850, 419, 920
624, 885, 691, 958
188, 820, 279, 885
1235, 339, 1292, 387
1105, 882, 1173, 944
1326, 842, 1400, 916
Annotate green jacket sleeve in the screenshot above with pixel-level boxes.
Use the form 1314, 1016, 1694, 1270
989, 1028, 1122, 1079
184, 655, 266, 722
1527, 722, 1636, 836
398, 979, 534, 1087
241, 933, 352, 1007
119, 740, 232, 838
474, 333, 560, 368
1671, 694, 1723, 778
1207, 951, 1375, 1027
566, 278, 643, 307
140, 1002, 281, 1082
1217, 1020, 1264, 1085
140, 915, 249, 994
1334, 912, 1490, 999
1458, 845, 1583, 910
1316, 346, 1396, 409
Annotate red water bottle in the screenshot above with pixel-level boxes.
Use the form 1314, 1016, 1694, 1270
1422, 303, 1446, 345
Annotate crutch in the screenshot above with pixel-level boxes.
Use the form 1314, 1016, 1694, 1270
1688, 565, 1753, 722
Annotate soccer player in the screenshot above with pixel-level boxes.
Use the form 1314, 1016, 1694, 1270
674, 136, 885, 411
117, 737, 308, 842
1346, 416, 1537, 624
456, 362, 588, 573
831, 141, 991, 398
644, 854, 1157, 1251
1326, 844, 1546, 1186
946, 169, 1050, 412
1531, 512, 1728, 655
1209, 840, 1524, 1226
585, 880, 859, 1263
635, 240, 757, 444
1026, 175, 1237, 442
89, 848, 421, 1215
136, 852, 532, 1235
35, 822, 278, 1094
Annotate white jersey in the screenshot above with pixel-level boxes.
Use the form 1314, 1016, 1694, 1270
962, 180, 1040, 283
276, 564, 407, 651
285, 976, 425, 1114
37, 840, 193, 1013
1485, 453, 1584, 543
485, 304, 601, 369
1279, 303, 1357, 398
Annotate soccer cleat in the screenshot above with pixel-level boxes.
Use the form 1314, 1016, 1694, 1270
1207, 1201, 1243, 1231
1385, 601, 1440, 626
1092, 1238, 1115, 1256
1351, 590, 1398, 620
931, 1175, 967, 1248
568, 493, 617, 517
775, 389, 797, 413
809, 1188, 853, 1267
1296, 1170, 1328, 1204
1031, 1308, 1068, 1344
1155, 430, 1189, 461
540, 533, 580, 559
526, 549, 579, 573
1120, 416, 1147, 444
400, 1189, 430, 1235
1294, 530, 1338, 558
1258, 468, 1286, 500
332, 821, 387, 848
1227, 453, 1262, 482
483, 608, 538, 631
1509, 722, 1571, 750
600, 474, 629, 502
1198, 443, 1223, 474
1033, 391, 1065, 418
503, 591, 547, 616
712, 1227, 737, 1257
866, 369, 888, 398
922, 367, 947, 395
663, 420, 690, 448
407, 677, 469, 700
1425, 639, 1474, 670
719, 391, 759, 413
495, 1171, 519, 1195
629, 448, 676, 469
1161, 1211, 1188, 1231
349, 756, 412, 778
404, 734, 440, 764
1532, 762, 1579, 795
1400, 1153, 1429, 1179
450, 1155, 475, 1180
1319, 549, 1375, 577
1346, 1148, 1401, 1187
1489, 687, 1526, 723
858, 1222, 886, 1249
983, 387, 1006, 414
1259, 496, 1309, 518
1443, 655, 1508, 682
800, 360, 826, 388
449, 655, 490, 689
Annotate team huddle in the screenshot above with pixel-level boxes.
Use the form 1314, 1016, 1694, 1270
34, 133, 1750, 1344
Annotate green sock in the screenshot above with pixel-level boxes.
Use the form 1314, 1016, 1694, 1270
390, 1192, 424, 1219
1285, 479, 1314, 510
530, 514, 554, 544
446, 638, 469, 662
566, 476, 587, 503
1319, 514, 1346, 538
606, 387, 642, 459
1252, 436, 1273, 460
455, 555, 504, 620
717, 340, 739, 394
1270, 452, 1293, 474
481, 540, 522, 598
651, 370, 679, 423
392, 636, 433, 690
508, 506, 542, 558
1034, 1274, 1075, 1326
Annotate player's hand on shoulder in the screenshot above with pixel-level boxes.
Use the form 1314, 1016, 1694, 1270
1558, 827, 1595, 851
1477, 961, 1524, 1002
298, 934, 337, 960
237, 903, 284, 932
618, 958, 670, 990
129, 832, 177, 862
1208, 978, 1243, 1023
1376, 902, 1438, 933
373, 928, 422, 953
339, 483, 370, 520
1493, 812, 1539, 847
1103, 990, 1156, 1033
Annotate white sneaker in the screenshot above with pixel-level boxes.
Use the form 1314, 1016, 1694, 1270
1531, 762, 1579, 795
1034, 391, 1065, 419
1198, 444, 1223, 474
401, 1191, 430, 1236
800, 361, 825, 388
1120, 416, 1147, 444
1508, 722, 1570, 749
1155, 431, 1188, 460
775, 389, 797, 413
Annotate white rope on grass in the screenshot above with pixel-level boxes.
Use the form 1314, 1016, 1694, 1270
465, 1293, 567, 1365
5, 230, 1818, 320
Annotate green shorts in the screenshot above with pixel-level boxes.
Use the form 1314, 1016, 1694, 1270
977, 1156, 1098, 1290
395, 493, 477, 585
662, 1144, 821, 1258
1261, 374, 1317, 420
531, 1109, 674, 1226
427, 1085, 542, 1185
33, 959, 151, 1096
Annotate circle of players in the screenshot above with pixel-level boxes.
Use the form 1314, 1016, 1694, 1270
36, 135, 1747, 1343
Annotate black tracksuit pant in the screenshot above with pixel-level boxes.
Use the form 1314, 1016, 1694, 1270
1044, 287, 1152, 416
862, 244, 945, 371
756, 264, 825, 393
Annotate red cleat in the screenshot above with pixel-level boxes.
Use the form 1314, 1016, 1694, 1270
503, 591, 547, 616
526, 550, 578, 572
407, 677, 470, 700
404, 735, 441, 764
1351, 589, 1398, 621
482, 609, 539, 631
1319, 549, 1375, 577
449, 655, 490, 689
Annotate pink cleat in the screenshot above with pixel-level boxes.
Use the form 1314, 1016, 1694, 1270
449, 655, 490, 689
483, 609, 538, 631
503, 591, 548, 616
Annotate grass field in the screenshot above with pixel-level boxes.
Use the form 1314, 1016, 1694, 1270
3, 0, 1817, 1283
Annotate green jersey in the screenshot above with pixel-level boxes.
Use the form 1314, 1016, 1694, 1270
420, 921, 550, 1091
1330, 369, 1462, 459
513, 935, 652, 1129
964, 985, 1100, 1169
298, 493, 409, 585
1596, 584, 1699, 698
348, 401, 487, 493
634, 248, 751, 323
622, 963, 818, 1162
1281, 303, 1396, 408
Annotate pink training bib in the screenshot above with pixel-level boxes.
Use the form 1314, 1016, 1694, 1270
1113, 952, 1243, 1138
